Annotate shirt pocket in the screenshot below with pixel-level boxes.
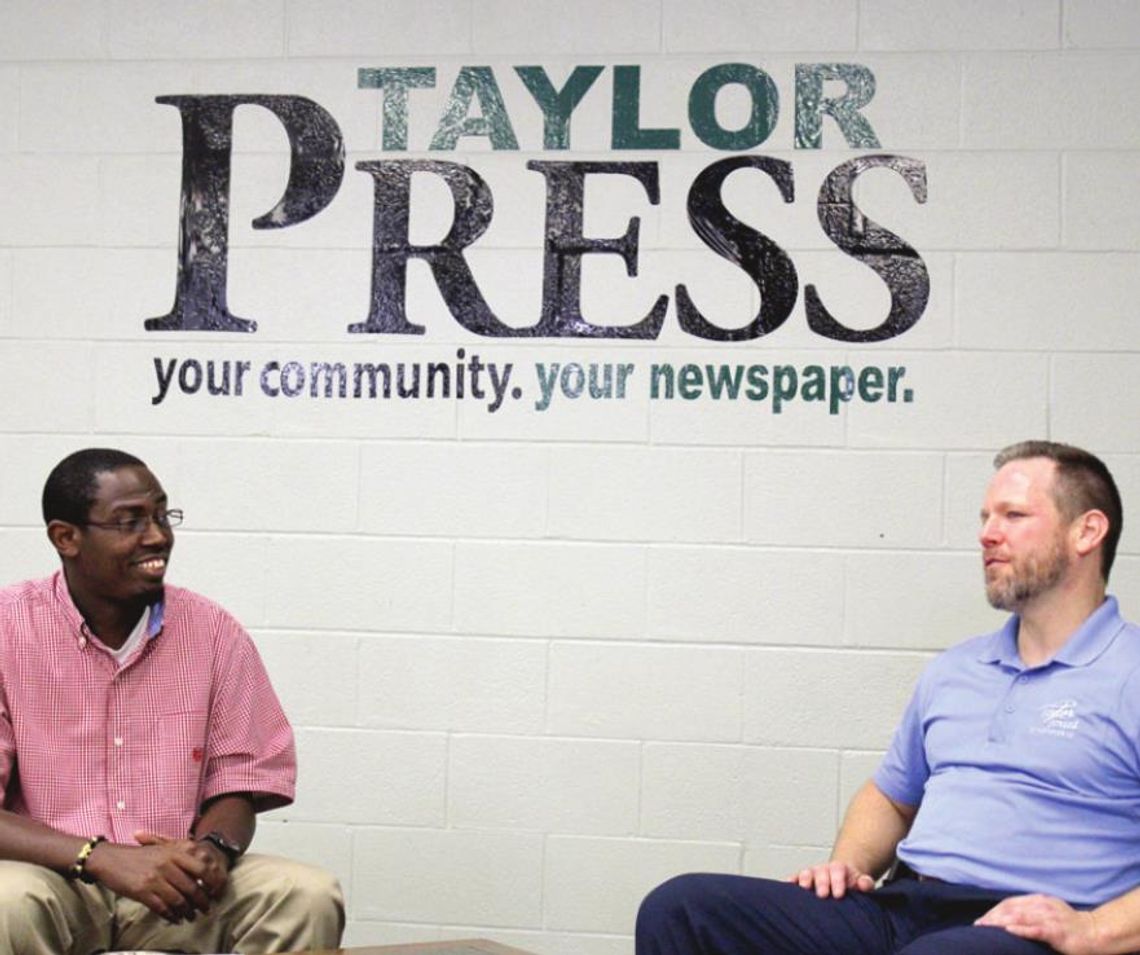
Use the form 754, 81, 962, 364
153, 708, 209, 816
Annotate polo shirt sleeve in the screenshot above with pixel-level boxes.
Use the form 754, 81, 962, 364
202, 613, 296, 812
873, 666, 931, 809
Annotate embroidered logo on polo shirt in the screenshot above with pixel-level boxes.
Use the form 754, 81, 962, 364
1032, 699, 1080, 738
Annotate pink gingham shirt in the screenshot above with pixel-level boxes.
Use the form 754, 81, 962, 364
0, 572, 295, 843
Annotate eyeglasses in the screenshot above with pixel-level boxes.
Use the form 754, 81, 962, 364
80, 509, 184, 535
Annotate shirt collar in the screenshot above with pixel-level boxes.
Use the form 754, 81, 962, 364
978, 595, 1123, 670
51, 569, 166, 647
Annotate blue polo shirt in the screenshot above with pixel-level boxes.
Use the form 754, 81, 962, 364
874, 597, 1140, 905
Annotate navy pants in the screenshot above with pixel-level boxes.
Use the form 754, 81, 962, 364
636, 873, 1056, 955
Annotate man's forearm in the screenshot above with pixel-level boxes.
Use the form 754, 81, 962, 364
0, 808, 95, 872
830, 780, 917, 880
192, 792, 256, 852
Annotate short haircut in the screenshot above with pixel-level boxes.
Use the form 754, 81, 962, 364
42, 448, 148, 526
994, 440, 1123, 581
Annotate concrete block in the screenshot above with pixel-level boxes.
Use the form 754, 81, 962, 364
0, 528, 57, 584
646, 546, 846, 646
957, 253, 1140, 351
108, 0, 285, 58
861, 0, 1059, 50
351, 828, 544, 925
20, 64, 192, 155
544, 835, 741, 933
0, 434, 94, 524
640, 743, 840, 844
963, 53, 1140, 149
254, 629, 359, 728
742, 648, 929, 747
95, 343, 276, 438
285, 0, 472, 56
12, 249, 173, 340
0, 157, 99, 245
475, 0, 661, 53
0, 341, 94, 431
743, 450, 943, 548
0, 68, 16, 151
162, 438, 360, 533
1064, 0, 1140, 47
0, 0, 105, 59
448, 735, 640, 834
844, 551, 1006, 650
454, 542, 645, 637
1051, 355, 1140, 452
1065, 153, 1140, 250
169, 532, 269, 628
358, 442, 548, 538
98, 156, 190, 248
663, 0, 856, 51
547, 642, 742, 741
343, 922, 441, 947
285, 728, 446, 825
547, 446, 741, 543
223, 250, 373, 344
1113, 557, 1140, 623
853, 55, 961, 151
744, 844, 831, 878
862, 151, 1059, 251
845, 352, 1048, 449
1104, 455, 1140, 563
265, 536, 453, 631
839, 751, 884, 812
944, 451, 994, 549
358, 635, 547, 734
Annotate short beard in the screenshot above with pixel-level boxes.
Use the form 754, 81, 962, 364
986, 537, 1068, 611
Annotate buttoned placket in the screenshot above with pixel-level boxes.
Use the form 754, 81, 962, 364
79, 624, 148, 840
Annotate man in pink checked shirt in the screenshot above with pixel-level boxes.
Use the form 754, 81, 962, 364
0, 448, 344, 954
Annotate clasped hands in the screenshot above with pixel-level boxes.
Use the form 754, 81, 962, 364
789, 862, 1103, 955
83, 830, 230, 924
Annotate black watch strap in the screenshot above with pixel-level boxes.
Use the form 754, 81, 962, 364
197, 830, 242, 867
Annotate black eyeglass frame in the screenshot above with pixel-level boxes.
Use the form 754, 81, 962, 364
77, 509, 184, 535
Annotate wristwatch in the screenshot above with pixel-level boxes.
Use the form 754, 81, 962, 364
197, 830, 243, 868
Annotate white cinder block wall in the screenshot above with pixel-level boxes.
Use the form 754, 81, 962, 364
0, 1, 1137, 952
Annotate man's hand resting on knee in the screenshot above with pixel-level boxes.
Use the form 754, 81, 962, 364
790, 861, 876, 899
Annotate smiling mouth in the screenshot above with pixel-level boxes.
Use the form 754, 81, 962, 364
134, 556, 168, 575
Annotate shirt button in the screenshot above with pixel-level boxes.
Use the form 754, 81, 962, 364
116, 800, 125, 810
1017, 675, 1027, 683
1005, 704, 1015, 713
113, 738, 123, 747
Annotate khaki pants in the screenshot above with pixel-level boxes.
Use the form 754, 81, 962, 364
0, 853, 344, 954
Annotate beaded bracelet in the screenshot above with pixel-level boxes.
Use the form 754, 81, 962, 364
67, 834, 107, 883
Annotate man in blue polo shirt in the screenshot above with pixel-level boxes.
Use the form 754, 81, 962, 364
637, 440, 1139, 955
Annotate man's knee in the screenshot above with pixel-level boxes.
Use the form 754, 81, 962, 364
637, 873, 724, 947
241, 855, 343, 915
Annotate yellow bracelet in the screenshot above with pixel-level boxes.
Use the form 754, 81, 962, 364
67, 835, 106, 883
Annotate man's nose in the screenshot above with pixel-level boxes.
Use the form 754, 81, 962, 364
979, 516, 1000, 546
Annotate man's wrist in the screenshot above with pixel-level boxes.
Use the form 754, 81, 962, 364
196, 830, 243, 868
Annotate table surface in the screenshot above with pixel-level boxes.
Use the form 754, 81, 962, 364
291, 940, 537, 955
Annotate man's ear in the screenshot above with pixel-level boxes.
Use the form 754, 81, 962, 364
47, 520, 82, 559
1072, 509, 1109, 559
